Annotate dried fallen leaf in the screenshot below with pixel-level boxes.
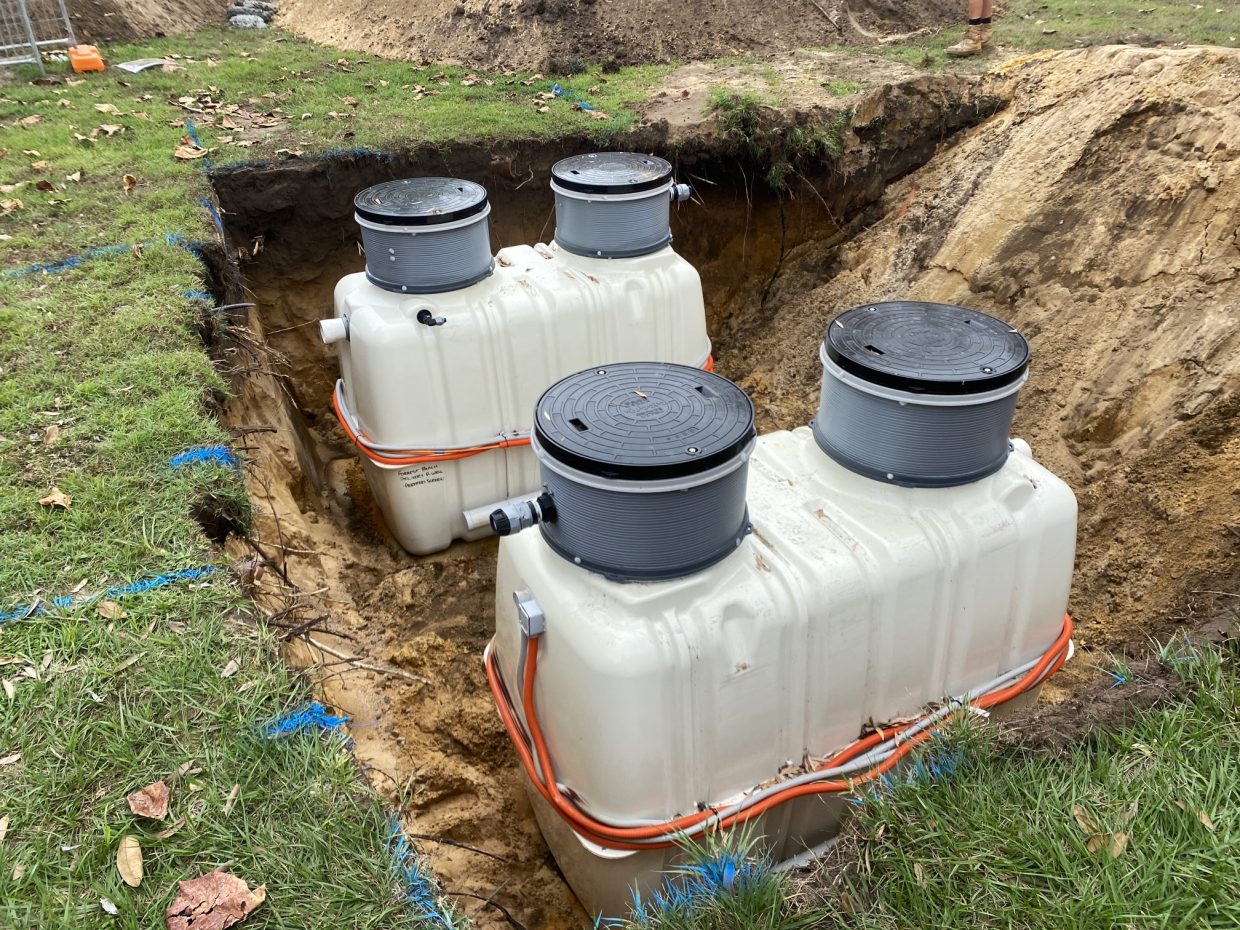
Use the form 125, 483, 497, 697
588, 110, 610, 120
96, 600, 127, 620
174, 144, 208, 160
35, 179, 55, 192
94, 103, 122, 115
1199, 811, 1216, 833
0, 199, 23, 215
101, 898, 119, 916
41, 424, 59, 445
116, 835, 143, 887
12, 864, 24, 881
166, 869, 266, 930
2, 679, 14, 701
1086, 831, 1128, 858
38, 487, 71, 510
154, 817, 186, 840
98, 124, 123, 136
30, 159, 49, 170
127, 780, 170, 820
222, 784, 241, 816
0, 752, 21, 766
0, 814, 9, 842
913, 861, 926, 886
123, 174, 136, 194
16, 114, 41, 127
1072, 804, 1099, 836
219, 658, 240, 679
66, 171, 81, 182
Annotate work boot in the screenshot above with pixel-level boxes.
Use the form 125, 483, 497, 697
946, 24, 990, 57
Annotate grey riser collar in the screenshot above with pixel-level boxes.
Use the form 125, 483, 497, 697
813, 351, 1027, 487
357, 209, 495, 294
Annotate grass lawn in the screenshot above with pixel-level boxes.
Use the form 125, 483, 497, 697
1, 11, 1236, 930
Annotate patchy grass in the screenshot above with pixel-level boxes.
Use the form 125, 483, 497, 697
808, 633, 1240, 928
821, 0, 1237, 72
0, 27, 669, 265
0, 585, 421, 930
1000, 0, 1239, 50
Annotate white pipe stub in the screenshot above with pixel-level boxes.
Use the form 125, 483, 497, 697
320, 317, 349, 344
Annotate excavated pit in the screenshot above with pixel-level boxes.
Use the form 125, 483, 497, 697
204, 49, 1240, 929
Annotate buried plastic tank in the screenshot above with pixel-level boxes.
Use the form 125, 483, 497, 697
485, 302, 1078, 916
320, 153, 709, 555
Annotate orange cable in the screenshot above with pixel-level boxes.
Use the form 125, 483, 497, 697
485, 613, 1073, 850
332, 355, 715, 467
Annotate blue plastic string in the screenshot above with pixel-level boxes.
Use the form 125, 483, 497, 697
387, 819, 455, 927
617, 850, 757, 926
550, 82, 601, 113
263, 701, 350, 739
3, 233, 206, 277
170, 444, 238, 469
0, 565, 221, 623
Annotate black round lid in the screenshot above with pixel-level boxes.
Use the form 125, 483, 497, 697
551, 152, 674, 195
534, 363, 755, 481
825, 301, 1030, 395
354, 178, 489, 227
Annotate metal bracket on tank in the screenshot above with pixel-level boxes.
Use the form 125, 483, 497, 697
514, 591, 545, 638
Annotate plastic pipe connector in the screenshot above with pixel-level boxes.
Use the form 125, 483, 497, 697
319, 317, 349, 344
672, 183, 693, 202
490, 492, 556, 536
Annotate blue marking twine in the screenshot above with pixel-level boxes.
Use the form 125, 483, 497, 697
550, 82, 606, 115
387, 819, 455, 927
184, 120, 203, 148
263, 701, 350, 739
197, 197, 224, 235
614, 851, 756, 926
170, 444, 238, 469
184, 289, 214, 302
0, 565, 221, 623
4, 233, 206, 277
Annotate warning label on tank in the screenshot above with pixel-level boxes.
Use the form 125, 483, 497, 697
398, 464, 447, 488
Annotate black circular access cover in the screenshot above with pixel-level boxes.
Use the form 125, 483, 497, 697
825, 301, 1030, 395
354, 178, 489, 227
551, 152, 674, 195
534, 363, 755, 481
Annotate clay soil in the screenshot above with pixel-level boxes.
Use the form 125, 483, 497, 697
34, 0, 229, 45
208, 45, 1240, 930
273, 0, 957, 70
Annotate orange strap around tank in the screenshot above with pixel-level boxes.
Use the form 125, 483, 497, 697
334, 355, 715, 467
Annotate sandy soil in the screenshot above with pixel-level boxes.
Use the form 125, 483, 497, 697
725, 44, 1240, 655
273, 0, 957, 70
212, 44, 1240, 929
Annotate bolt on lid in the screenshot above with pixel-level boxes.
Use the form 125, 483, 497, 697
354, 178, 489, 227
551, 152, 674, 195
534, 362, 755, 481
824, 301, 1030, 395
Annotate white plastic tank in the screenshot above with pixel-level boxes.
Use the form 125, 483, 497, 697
324, 156, 707, 555
486, 305, 1078, 916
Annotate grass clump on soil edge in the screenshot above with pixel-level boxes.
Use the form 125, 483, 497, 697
803, 632, 1240, 929
705, 88, 848, 191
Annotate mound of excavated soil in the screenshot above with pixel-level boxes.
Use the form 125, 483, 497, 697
725, 45, 1240, 652
41, 0, 229, 44
274, 0, 956, 70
